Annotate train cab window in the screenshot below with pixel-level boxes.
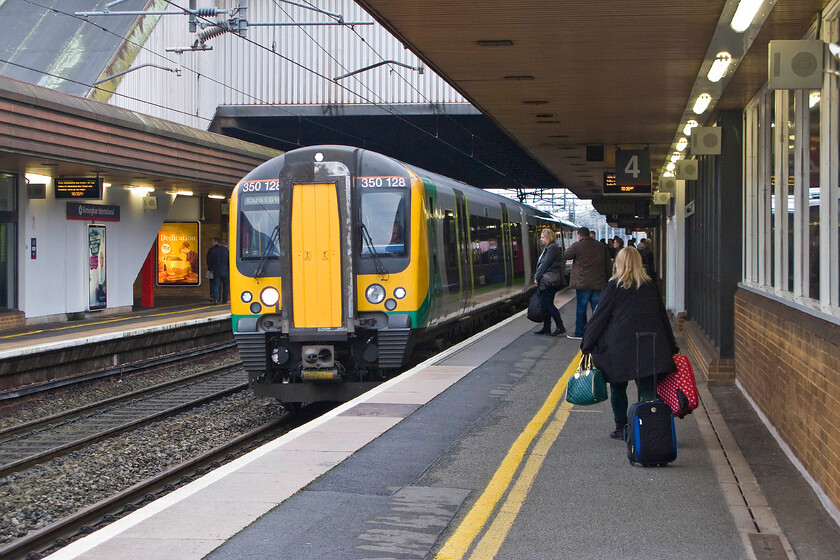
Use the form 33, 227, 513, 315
238, 193, 281, 259
360, 190, 407, 257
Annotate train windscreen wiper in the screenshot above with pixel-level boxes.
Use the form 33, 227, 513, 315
255, 225, 280, 277
359, 223, 389, 276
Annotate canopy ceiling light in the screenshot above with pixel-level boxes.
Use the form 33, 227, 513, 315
692, 93, 712, 114
707, 52, 732, 82
730, 0, 763, 33
676, 137, 689, 151
683, 120, 699, 136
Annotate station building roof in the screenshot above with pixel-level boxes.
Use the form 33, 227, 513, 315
0, 75, 281, 195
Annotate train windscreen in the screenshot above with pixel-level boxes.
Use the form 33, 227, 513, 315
360, 190, 407, 257
239, 191, 281, 259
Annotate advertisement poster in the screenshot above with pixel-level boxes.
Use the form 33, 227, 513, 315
157, 222, 200, 286
88, 225, 106, 310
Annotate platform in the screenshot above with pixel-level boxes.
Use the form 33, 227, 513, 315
40, 294, 840, 560
0, 301, 231, 395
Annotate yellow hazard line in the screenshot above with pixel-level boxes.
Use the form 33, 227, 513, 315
0, 306, 218, 339
434, 351, 581, 560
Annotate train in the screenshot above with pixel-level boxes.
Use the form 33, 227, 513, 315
228, 145, 577, 405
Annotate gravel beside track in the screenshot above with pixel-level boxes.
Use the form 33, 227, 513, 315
0, 373, 284, 547
0, 349, 242, 431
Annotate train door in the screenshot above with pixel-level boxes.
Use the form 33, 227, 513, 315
500, 204, 513, 289
290, 183, 342, 328
454, 189, 472, 314
426, 192, 443, 325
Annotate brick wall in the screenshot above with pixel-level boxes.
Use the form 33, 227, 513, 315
734, 288, 840, 513
0, 311, 24, 332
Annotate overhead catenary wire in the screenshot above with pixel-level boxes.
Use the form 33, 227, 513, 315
15, 0, 525, 186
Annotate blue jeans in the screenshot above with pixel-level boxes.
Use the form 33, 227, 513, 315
574, 289, 600, 337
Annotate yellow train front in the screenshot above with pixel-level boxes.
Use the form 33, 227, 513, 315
230, 145, 566, 405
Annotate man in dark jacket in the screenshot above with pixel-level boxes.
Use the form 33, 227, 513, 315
564, 227, 613, 339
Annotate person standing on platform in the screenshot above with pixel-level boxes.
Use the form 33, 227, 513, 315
206, 238, 223, 304
218, 240, 230, 304
564, 226, 612, 340
638, 238, 656, 280
580, 247, 678, 439
533, 229, 567, 336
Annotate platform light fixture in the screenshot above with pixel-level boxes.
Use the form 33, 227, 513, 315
25, 173, 52, 184
676, 137, 689, 151
128, 186, 154, 195
730, 0, 763, 32
671, 152, 682, 163
666, 162, 676, 172
692, 93, 712, 114
683, 120, 699, 136
809, 91, 821, 108
208, 194, 226, 199
707, 52, 732, 82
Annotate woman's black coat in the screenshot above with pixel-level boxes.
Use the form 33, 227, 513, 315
580, 279, 678, 383
534, 242, 564, 289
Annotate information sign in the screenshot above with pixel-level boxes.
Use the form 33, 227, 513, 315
56, 178, 103, 199
614, 149, 651, 187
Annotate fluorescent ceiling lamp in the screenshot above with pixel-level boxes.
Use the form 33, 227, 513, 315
731, 0, 763, 32
128, 186, 154, 194
809, 91, 821, 108
683, 120, 699, 136
103, 182, 111, 188
693, 93, 712, 114
25, 173, 52, 183
671, 152, 681, 163
707, 52, 732, 82
175, 190, 193, 196
663, 171, 675, 177
208, 194, 226, 199
676, 137, 689, 151
666, 162, 676, 172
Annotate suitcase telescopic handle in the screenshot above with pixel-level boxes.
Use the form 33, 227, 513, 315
635, 331, 657, 402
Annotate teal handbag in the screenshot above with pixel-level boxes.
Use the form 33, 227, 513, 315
566, 354, 608, 405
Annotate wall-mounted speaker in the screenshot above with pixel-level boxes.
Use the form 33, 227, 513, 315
690, 127, 721, 155
658, 176, 676, 194
653, 192, 671, 205
768, 40, 824, 90
143, 196, 158, 210
675, 159, 698, 180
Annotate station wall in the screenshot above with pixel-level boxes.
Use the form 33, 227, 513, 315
18, 179, 175, 323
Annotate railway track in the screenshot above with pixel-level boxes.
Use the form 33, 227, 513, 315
0, 402, 334, 560
0, 365, 247, 477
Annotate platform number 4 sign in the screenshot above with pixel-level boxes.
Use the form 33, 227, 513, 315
615, 149, 650, 187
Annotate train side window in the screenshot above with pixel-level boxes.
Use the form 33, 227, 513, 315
510, 220, 524, 279
360, 190, 407, 257
442, 209, 459, 293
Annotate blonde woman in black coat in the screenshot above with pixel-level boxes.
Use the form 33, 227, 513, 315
581, 247, 678, 439
533, 229, 567, 336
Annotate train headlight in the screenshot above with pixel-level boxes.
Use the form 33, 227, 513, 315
261, 287, 280, 307
241, 291, 253, 303
365, 284, 386, 304
384, 298, 397, 311
393, 287, 406, 299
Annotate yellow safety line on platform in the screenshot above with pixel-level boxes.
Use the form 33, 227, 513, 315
0, 306, 218, 339
434, 351, 581, 560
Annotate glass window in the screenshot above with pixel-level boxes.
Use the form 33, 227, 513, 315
808, 90, 820, 300
360, 189, 407, 257
787, 92, 795, 293
0, 173, 16, 311
238, 192, 281, 259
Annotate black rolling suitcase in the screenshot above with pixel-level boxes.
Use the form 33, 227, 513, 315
625, 332, 677, 466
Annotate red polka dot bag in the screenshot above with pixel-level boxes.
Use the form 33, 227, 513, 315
656, 354, 699, 418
